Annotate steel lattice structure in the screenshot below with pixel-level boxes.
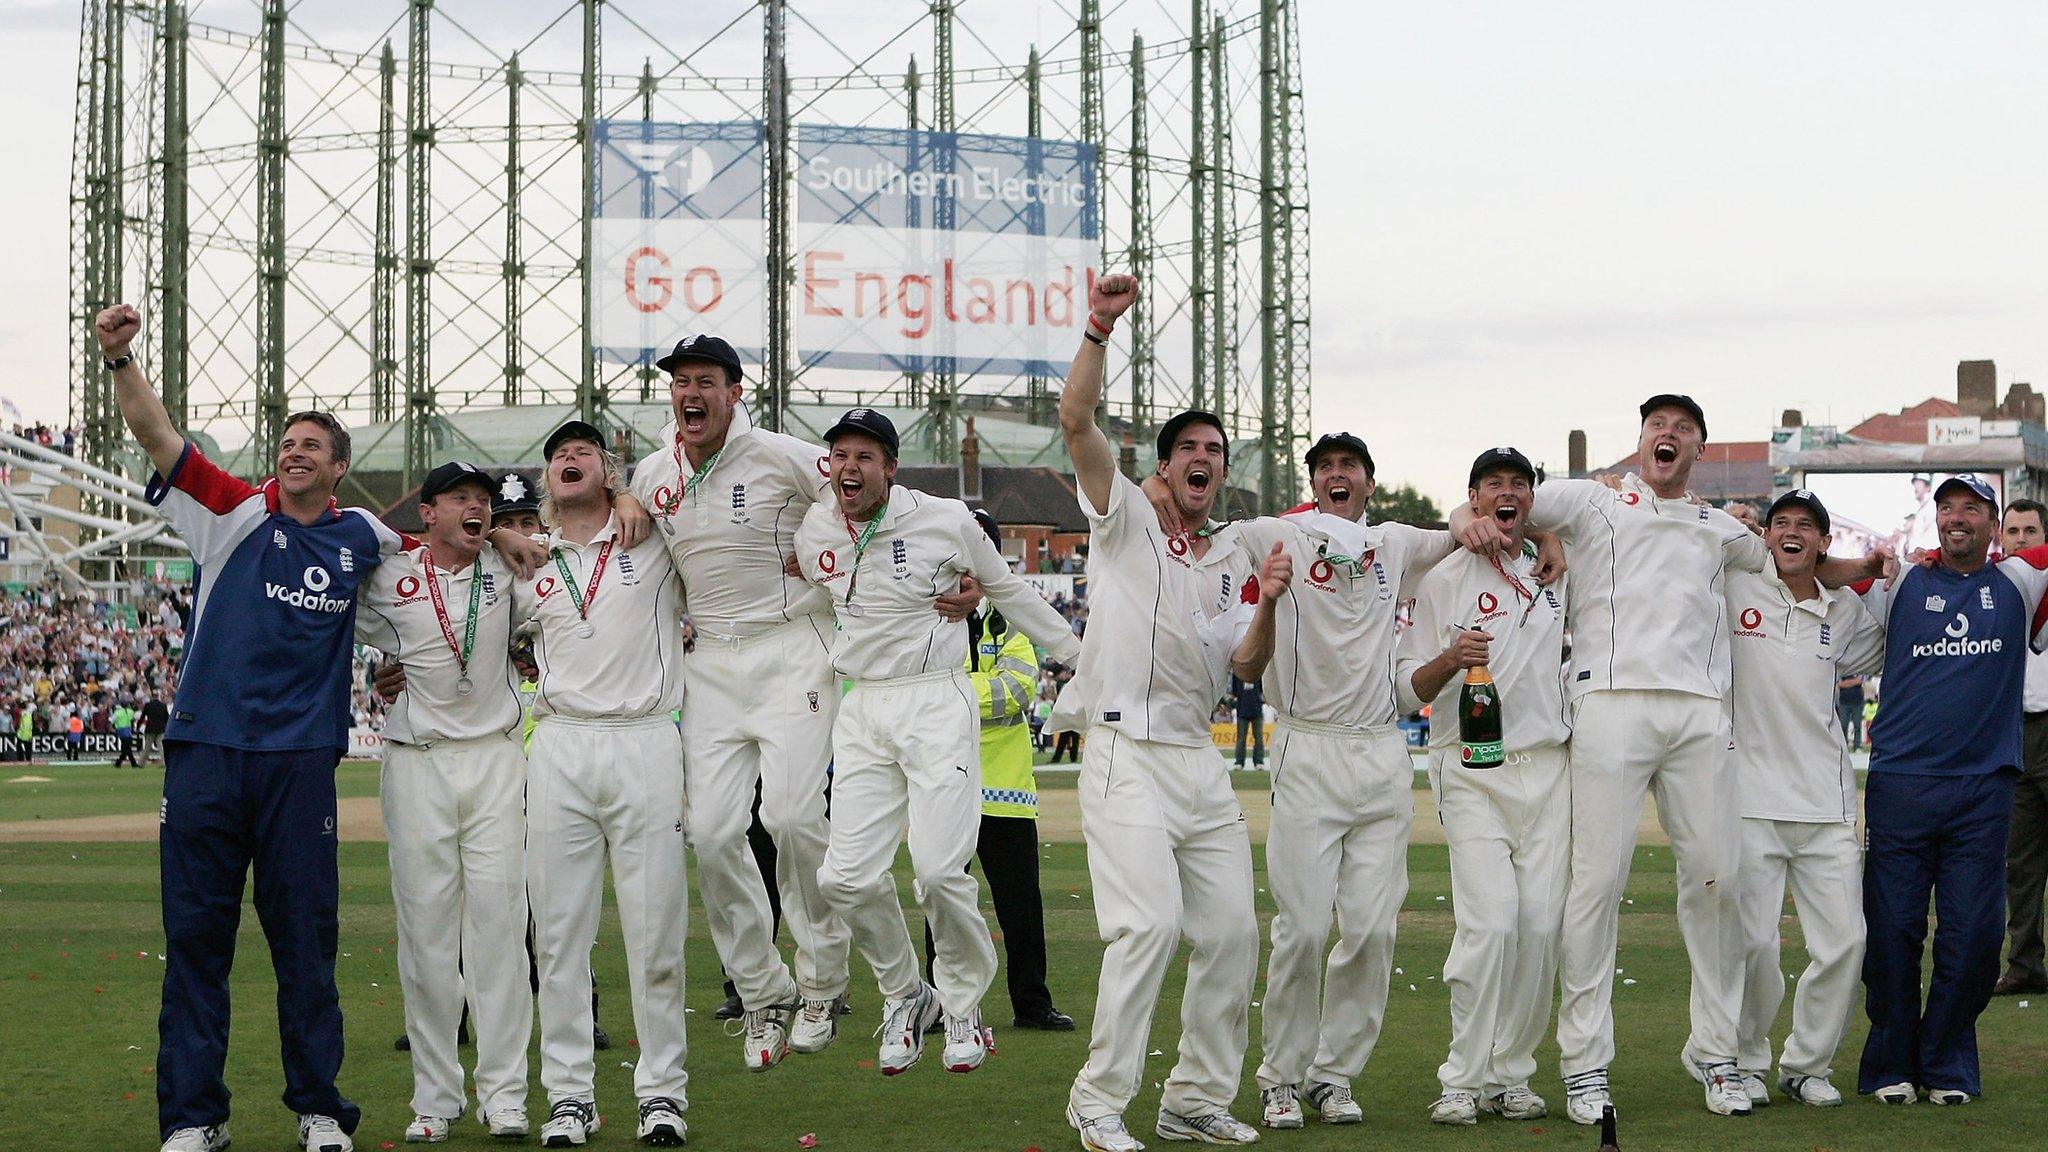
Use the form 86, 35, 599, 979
70, 0, 1312, 515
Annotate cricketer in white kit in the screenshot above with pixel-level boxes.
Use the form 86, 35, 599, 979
355, 461, 532, 1143
1397, 447, 1570, 1128
1051, 274, 1271, 1152
513, 420, 690, 1149
1721, 489, 1885, 1109
794, 406, 1084, 1078
1450, 395, 1882, 1124
629, 333, 854, 1070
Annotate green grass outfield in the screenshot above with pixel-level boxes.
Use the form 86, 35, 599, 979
0, 764, 2041, 1151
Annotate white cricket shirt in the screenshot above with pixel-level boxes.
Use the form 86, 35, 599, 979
631, 407, 833, 638
509, 514, 686, 720
2025, 646, 2048, 714
1236, 509, 1456, 727
355, 544, 523, 744
795, 484, 1082, 681
1044, 472, 1256, 749
1397, 545, 1570, 753
1527, 474, 1767, 701
1725, 564, 1885, 823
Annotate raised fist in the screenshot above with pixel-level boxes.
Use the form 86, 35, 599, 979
1258, 541, 1293, 602
94, 304, 141, 357
1088, 273, 1140, 325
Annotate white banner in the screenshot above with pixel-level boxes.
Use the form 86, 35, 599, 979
592, 218, 767, 361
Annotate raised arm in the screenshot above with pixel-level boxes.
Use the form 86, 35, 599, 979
962, 518, 1083, 665
93, 304, 185, 478
1230, 542, 1293, 681
1060, 273, 1141, 515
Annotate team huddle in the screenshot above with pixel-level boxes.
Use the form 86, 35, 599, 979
93, 271, 2048, 1152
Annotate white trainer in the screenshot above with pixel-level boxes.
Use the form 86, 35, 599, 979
1680, 1045, 1753, 1117
875, 982, 942, 1075
1562, 1068, 1613, 1126
1068, 1105, 1146, 1152
1927, 1088, 1973, 1106
1303, 1081, 1362, 1125
636, 1097, 687, 1146
404, 1115, 455, 1143
789, 995, 844, 1054
1777, 1074, 1842, 1107
738, 1001, 793, 1071
942, 1007, 994, 1072
539, 1099, 600, 1147
161, 1126, 230, 1152
1481, 1085, 1547, 1120
297, 1115, 353, 1152
1429, 1092, 1478, 1126
480, 1107, 529, 1137
1156, 1109, 1259, 1144
1259, 1085, 1303, 1129
1737, 1069, 1770, 1107
1873, 1081, 1917, 1105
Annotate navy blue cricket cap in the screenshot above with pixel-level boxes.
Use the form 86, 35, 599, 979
1766, 488, 1831, 535
1640, 393, 1708, 441
543, 419, 606, 461
418, 459, 494, 504
1934, 473, 1998, 509
824, 407, 899, 458
654, 333, 744, 383
1305, 432, 1374, 477
1156, 409, 1230, 464
971, 508, 1001, 549
1468, 446, 1536, 488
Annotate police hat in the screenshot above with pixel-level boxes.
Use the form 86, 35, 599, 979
491, 471, 540, 518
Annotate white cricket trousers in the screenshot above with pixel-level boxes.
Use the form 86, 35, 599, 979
1430, 744, 1570, 1096
817, 669, 996, 1017
1257, 718, 1413, 1093
381, 732, 531, 1120
1070, 727, 1257, 1121
527, 715, 690, 1106
1734, 817, 1864, 1080
684, 617, 849, 1007
1557, 689, 1744, 1076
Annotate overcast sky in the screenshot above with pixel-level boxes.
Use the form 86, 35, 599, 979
2, 0, 2043, 509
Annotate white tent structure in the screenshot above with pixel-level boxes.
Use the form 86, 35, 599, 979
0, 430, 185, 594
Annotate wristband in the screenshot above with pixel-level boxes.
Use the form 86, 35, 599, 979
1082, 327, 1108, 348
103, 353, 133, 372
1087, 313, 1115, 337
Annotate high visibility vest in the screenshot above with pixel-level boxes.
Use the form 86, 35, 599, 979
968, 610, 1042, 819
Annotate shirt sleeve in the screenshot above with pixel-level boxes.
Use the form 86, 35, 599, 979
1836, 596, 1887, 678
1525, 478, 1606, 543
1714, 510, 1768, 574
1395, 568, 1447, 716
1997, 544, 2048, 651
143, 440, 265, 568
1079, 471, 1140, 554
1853, 576, 1893, 625
776, 431, 833, 503
1385, 523, 1459, 598
964, 510, 1084, 665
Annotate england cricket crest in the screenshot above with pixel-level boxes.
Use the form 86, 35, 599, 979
806, 690, 820, 713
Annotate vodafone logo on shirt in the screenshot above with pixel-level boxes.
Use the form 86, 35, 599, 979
1474, 590, 1506, 625
1734, 606, 1766, 638
1308, 558, 1335, 586
1912, 611, 2003, 657
536, 576, 559, 599
264, 564, 351, 613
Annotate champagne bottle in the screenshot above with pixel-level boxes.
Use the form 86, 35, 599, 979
1597, 1104, 1619, 1151
1459, 664, 1504, 768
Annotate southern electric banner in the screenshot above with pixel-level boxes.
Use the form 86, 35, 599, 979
592, 120, 1100, 377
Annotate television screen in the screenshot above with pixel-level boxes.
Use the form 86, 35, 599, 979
1798, 471, 2006, 558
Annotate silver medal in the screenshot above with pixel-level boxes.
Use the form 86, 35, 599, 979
455, 676, 474, 697
576, 620, 596, 639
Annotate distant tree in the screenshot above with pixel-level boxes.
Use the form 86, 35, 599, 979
1366, 482, 1443, 527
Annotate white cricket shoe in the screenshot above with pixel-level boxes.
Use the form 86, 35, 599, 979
1873, 1081, 1917, 1105
1156, 1109, 1259, 1144
738, 1001, 793, 1071
404, 1114, 455, 1143
1258, 1085, 1303, 1129
1068, 1105, 1145, 1152
480, 1107, 529, 1137
1303, 1080, 1362, 1124
1481, 1085, 1547, 1120
161, 1126, 230, 1152
1429, 1092, 1478, 1126
942, 1007, 994, 1072
539, 1099, 600, 1147
1562, 1068, 1613, 1126
1737, 1069, 1770, 1107
1928, 1088, 1973, 1106
789, 995, 843, 1054
875, 982, 942, 1074
297, 1115, 353, 1152
636, 1097, 687, 1146
1680, 1044, 1753, 1116
1777, 1074, 1842, 1107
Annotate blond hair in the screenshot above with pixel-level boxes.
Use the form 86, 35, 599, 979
538, 443, 625, 529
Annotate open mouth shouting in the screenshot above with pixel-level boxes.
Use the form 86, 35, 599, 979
1185, 466, 1212, 498
1327, 481, 1352, 506
558, 465, 585, 485
680, 402, 708, 435
838, 475, 865, 503
1777, 537, 1806, 556
460, 514, 486, 543
1651, 441, 1679, 465
1493, 502, 1523, 530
